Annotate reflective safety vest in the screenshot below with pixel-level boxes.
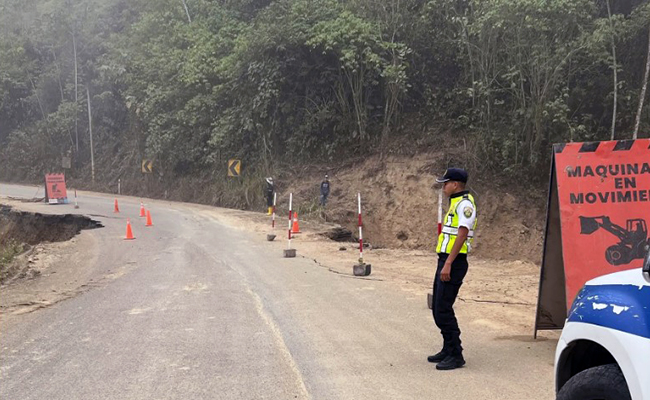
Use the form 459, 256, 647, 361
436, 192, 477, 254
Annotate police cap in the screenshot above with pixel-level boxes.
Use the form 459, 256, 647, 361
436, 168, 468, 184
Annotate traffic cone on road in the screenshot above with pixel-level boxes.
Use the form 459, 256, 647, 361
125, 219, 135, 240
139, 202, 146, 217
145, 210, 153, 227
114, 198, 120, 213
291, 212, 301, 234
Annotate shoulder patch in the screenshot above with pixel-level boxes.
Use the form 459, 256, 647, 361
463, 206, 474, 218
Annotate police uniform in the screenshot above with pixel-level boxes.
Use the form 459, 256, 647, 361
430, 168, 477, 370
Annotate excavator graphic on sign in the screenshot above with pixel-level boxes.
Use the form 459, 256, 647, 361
579, 216, 649, 266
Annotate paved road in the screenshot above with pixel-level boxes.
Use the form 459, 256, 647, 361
0, 184, 555, 399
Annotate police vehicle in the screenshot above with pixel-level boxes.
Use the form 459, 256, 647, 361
554, 248, 650, 400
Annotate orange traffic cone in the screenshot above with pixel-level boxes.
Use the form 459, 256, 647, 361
114, 198, 120, 213
139, 202, 146, 217
291, 212, 301, 234
145, 210, 153, 227
125, 219, 135, 240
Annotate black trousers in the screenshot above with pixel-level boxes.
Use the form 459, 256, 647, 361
432, 253, 468, 356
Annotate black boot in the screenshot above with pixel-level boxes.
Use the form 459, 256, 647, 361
436, 354, 465, 370
427, 350, 448, 363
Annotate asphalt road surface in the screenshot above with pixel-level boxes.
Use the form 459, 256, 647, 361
0, 183, 555, 399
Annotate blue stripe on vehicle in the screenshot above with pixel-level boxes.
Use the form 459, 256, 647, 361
567, 284, 650, 339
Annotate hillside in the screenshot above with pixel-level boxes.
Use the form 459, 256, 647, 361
282, 150, 547, 263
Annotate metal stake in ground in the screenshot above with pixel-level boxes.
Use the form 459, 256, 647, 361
74, 189, 79, 209
267, 192, 277, 241
353, 193, 371, 276
273, 192, 277, 228
283, 193, 296, 257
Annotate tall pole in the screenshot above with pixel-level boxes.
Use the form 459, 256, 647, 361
86, 86, 95, 183
73, 32, 79, 152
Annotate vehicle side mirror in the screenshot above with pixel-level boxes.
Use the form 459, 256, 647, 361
644, 245, 650, 283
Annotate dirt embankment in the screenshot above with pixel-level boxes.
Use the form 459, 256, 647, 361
281, 152, 547, 264
0, 205, 102, 283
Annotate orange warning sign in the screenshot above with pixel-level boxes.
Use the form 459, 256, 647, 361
555, 139, 650, 306
536, 138, 650, 334
45, 173, 68, 204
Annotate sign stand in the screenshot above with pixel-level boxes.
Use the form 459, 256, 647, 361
535, 139, 650, 337
44, 173, 69, 204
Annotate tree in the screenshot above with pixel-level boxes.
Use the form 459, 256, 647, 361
605, 0, 618, 140
633, 26, 650, 139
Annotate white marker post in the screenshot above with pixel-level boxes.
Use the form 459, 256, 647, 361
438, 188, 443, 235
118, 179, 121, 195
272, 192, 277, 229
353, 193, 371, 276
283, 193, 296, 257
74, 189, 79, 209
358, 193, 363, 264
288, 193, 293, 248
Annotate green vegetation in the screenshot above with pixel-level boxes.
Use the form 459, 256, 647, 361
0, 240, 25, 268
1, 0, 649, 190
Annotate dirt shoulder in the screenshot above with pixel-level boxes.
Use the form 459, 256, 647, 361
199, 204, 553, 340
277, 152, 547, 265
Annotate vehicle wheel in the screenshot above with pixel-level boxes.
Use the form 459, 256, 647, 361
557, 364, 631, 400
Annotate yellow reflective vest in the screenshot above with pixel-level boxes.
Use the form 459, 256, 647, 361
436, 191, 477, 254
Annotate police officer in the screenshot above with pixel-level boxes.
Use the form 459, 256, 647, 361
428, 167, 477, 370
265, 177, 275, 215
320, 174, 330, 207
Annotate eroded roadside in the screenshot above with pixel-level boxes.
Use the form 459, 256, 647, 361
0, 202, 105, 318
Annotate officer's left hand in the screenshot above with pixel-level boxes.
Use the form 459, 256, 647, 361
441, 262, 452, 282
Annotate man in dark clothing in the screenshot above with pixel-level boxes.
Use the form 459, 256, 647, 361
320, 174, 330, 207
265, 177, 275, 215
428, 168, 477, 370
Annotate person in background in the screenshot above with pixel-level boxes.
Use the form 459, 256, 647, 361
320, 174, 331, 207
265, 177, 275, 215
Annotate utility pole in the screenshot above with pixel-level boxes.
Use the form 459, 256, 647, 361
86, 85, 95, 183
73, 31, 79, 152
